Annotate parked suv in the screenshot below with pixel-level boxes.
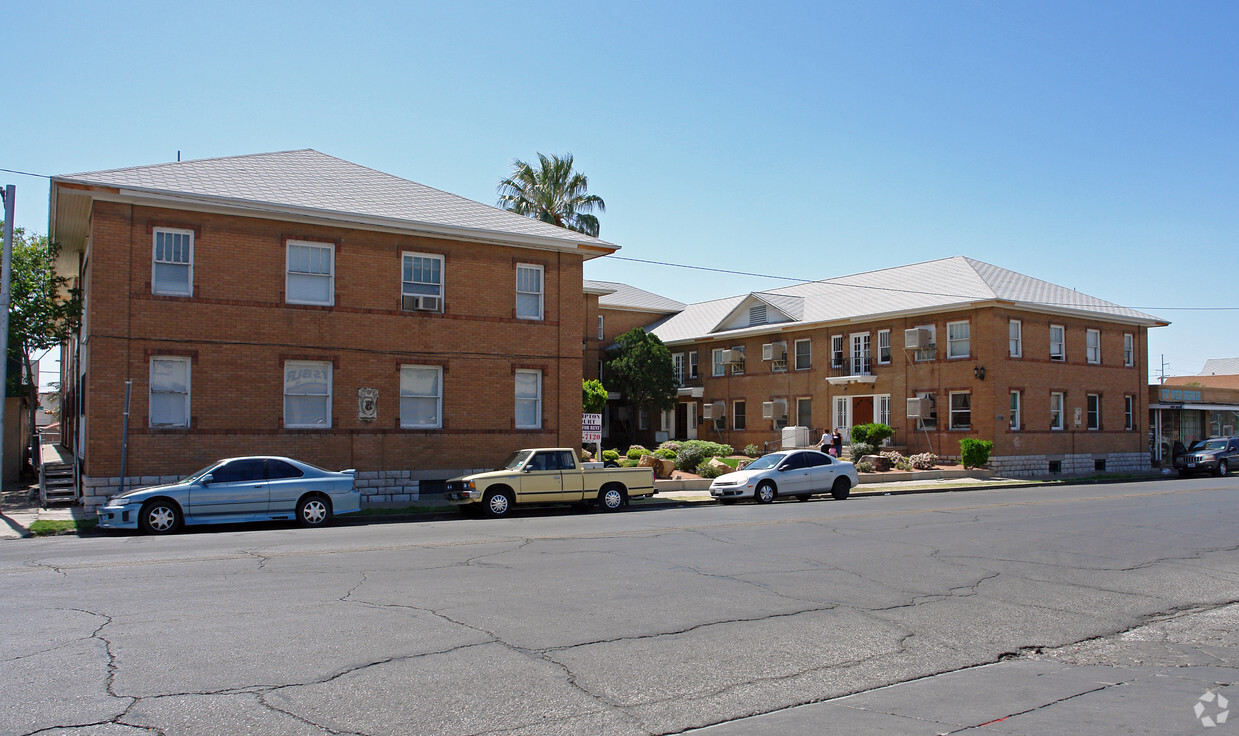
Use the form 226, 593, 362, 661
1175, 437, 1239, 477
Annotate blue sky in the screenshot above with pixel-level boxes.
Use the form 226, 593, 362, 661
5, 1, 1237, 386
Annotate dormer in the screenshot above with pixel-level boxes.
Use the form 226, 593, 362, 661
712, 292, 805, 333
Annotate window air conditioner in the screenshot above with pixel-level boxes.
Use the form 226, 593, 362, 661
906, 397, 923, 418
724, 348, 745, 364
403, 295, 441, 312
904, 328, 931, 350
702, 403, 717, 420
762, 400, 787, 419
761, 342, 787, 361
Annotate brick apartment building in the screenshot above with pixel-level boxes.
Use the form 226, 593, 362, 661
634, 257, 1166, 476
49, 150, 618, 512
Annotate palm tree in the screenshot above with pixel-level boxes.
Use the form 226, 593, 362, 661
497, 153, 606, 237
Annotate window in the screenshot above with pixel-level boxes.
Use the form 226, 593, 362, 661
1123, 333, 1134, 367
1049, 324, 1065, 361
1050, 391, 1064, 430
1087, 393, 1100, 430
730, 346, 745, 375
878, 329, 891, 364
212, 459, 266, 483
947, 321, 970, 359
267, 459, 303, 479
639, 408, 649, 431
402, 252, 443, 311
515, 369, 541, 428
794, 339, 811, 370
284, 361, 332, 428
1009, 320, 1022, 358
597, 314, 604, 340
733, 400, 746, 430
672, 353, 686, 386
149, 357, 190, 427
850, 333, 871, 374
286, 241, 334, 305
688, 351, 699, 379
400, 365, 442, 428
878, 395, 890, 426
915, 391, 937, 430
1125, 395, 1135, 431
797, 397, 812, 428
835, 396, 850, 432
913, 324, 937, 362
153, 228, 193, 296
831, 335, 844, 369
515, 264, 544, 320
949, 391, 971, 430
1086, 329, 1101, 364
712, 348, 726, 377
1009, 391, 1021, 431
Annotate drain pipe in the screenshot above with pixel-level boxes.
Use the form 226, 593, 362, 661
118, 380, 132, 494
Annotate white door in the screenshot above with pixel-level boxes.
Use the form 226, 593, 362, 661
686, 402, 698, 440
834, 396, 851, 443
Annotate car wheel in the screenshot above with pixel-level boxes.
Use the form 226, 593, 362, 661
598, 485, 626, 512
755, 482, 776, 504
796, 494, 811, 502
297, 494, 333, 527
139, 499, 182, 535
1217, 460, 1230, 477
832, 477, 851, 500
483, 489, 515, 518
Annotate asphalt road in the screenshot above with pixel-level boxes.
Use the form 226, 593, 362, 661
2, 476, 1237, 735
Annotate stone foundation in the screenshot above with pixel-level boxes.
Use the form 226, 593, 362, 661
987, 452, 1151, 478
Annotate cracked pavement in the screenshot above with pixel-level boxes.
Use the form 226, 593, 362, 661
2, 477, 1237, 735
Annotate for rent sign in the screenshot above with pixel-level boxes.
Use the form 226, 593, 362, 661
582, 413, 603, 444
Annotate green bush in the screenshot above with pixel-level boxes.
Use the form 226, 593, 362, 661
653, 448, 676, 460
679, 439, 733, 457
626, 446, 652, 461
601, 449, 620, 462
850, 423, 894, 446
849, 441, 877, 460
909, 452, 936, 470
744, 444, 762, 458
854, 461, 875, 473
695, 458, 728, 479
658, 441, 682, 454
675, 444, 708, 472
959, 439, 993, 469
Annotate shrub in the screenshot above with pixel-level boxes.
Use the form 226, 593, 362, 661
849, 441, 877, 460
653, 448, 676, 460
695, 458, 728, 479
675, 444, 709, 472
851, 423, 894, 446
879, 450, 905, 465
581, 448, 594, 462
855, 461, 874, 473
894, 459, 912, 471
959, 439, 993, 469
658, 441, 682, 454
908, 452, 936, 470
744, 443, 762, 458
626, 446, 652, 461
601, 449, 620, 462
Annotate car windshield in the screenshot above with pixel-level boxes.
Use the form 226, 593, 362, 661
178, 461, 225, 485
1196, 439, 1227, 452
499, 450, 533, 471
744, 453, 786, 471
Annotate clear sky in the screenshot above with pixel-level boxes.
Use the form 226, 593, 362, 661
4, 0, 1236, 388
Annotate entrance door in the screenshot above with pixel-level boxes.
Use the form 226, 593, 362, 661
676, 404, 687, 439
684, 402, 698, 439
853, 396, 874, 425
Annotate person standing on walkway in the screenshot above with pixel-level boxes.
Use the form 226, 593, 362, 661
832, 428, 844, 458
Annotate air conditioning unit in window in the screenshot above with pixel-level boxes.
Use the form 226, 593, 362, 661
762, 400, 787, 419
761, 342, 787, 361
906, 397, 924, 418
723, 348, 745, 364
702, 402, 721, 420
402, 295, 441, 312
904, 328, 932, 350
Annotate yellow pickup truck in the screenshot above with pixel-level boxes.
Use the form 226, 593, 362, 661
444, 448, 657, 518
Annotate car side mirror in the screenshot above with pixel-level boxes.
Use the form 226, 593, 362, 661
201, 474, 214, 485
776, 465, 787, 472
523, 466, 533, 473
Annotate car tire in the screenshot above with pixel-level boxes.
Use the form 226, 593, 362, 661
831, 477, 851, 500
1217, 460, 1230, 477
598, 485, 626, 512
796, 494, 811, 502
297, 494, 333, 527
755, 482, 776, 504
483, 489, 515, 518
139, 499, 182, 535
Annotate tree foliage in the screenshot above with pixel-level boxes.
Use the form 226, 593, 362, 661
606, 328, 677, 419
4, 226, 80, 397
582, 378, 608, 414
496, 153, 606, 237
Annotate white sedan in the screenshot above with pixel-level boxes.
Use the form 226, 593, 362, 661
710, 449, 858, 504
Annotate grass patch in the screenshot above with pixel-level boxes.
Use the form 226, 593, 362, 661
716, 457, 742, 469
27, 518, 96, 537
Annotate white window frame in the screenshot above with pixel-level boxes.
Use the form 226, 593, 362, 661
284, 360, 332, 429
149, 356, 190, 428
913, 324, 937, 362
1123, 333, 1134, 367
712, 348, 726, 377
794, 338, 812, 371
831, 335, 844, 369
1087, 393, 1101, 430
878, 394, 891, 426
1050, 391, 1065, 431
515, 369, 542, 429
152, 227, 194, 297
597, 314, 604, 341
730, 346, 745, 375
672, 353, 686, 386
834, 396, 850, 434
1009, 320, 1022, 358
515, 264, 544, 320
286, 240, 335, 306
1049, 324, 1065, 362
1009, 390, 1021, 431
877, 329, 891, 365
946, 321, 970, 359
949, 391, 971, 430
688, 351, 699, 379
1125, 395, 1135, 431
402, 251, 444, 310
1086, 328, 1101, 364
400, 364, 443, 429
850, 332, 871, 374
733, 400, 746, 431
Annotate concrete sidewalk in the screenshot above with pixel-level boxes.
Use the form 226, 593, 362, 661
0, 486, 80, 539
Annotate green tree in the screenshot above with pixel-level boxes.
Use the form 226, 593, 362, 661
496, 153, 606, 237
582, 378, 608, 414
606, 328, 676, 437
4, 225, 81, 461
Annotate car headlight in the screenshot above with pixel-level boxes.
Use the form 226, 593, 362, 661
107, 495, 140, 506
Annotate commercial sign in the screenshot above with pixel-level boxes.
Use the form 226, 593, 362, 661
582, 413, 603, 444
1161, 388, 1203, 403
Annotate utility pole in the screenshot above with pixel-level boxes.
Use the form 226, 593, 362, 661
0, 185, 15, 486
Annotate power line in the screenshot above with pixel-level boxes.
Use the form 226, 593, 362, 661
0, 168, 51, 179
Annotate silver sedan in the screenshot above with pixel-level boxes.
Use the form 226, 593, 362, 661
709, 449, 858, 504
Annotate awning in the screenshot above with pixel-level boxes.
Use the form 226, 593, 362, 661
1150, 403, 1239, 411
